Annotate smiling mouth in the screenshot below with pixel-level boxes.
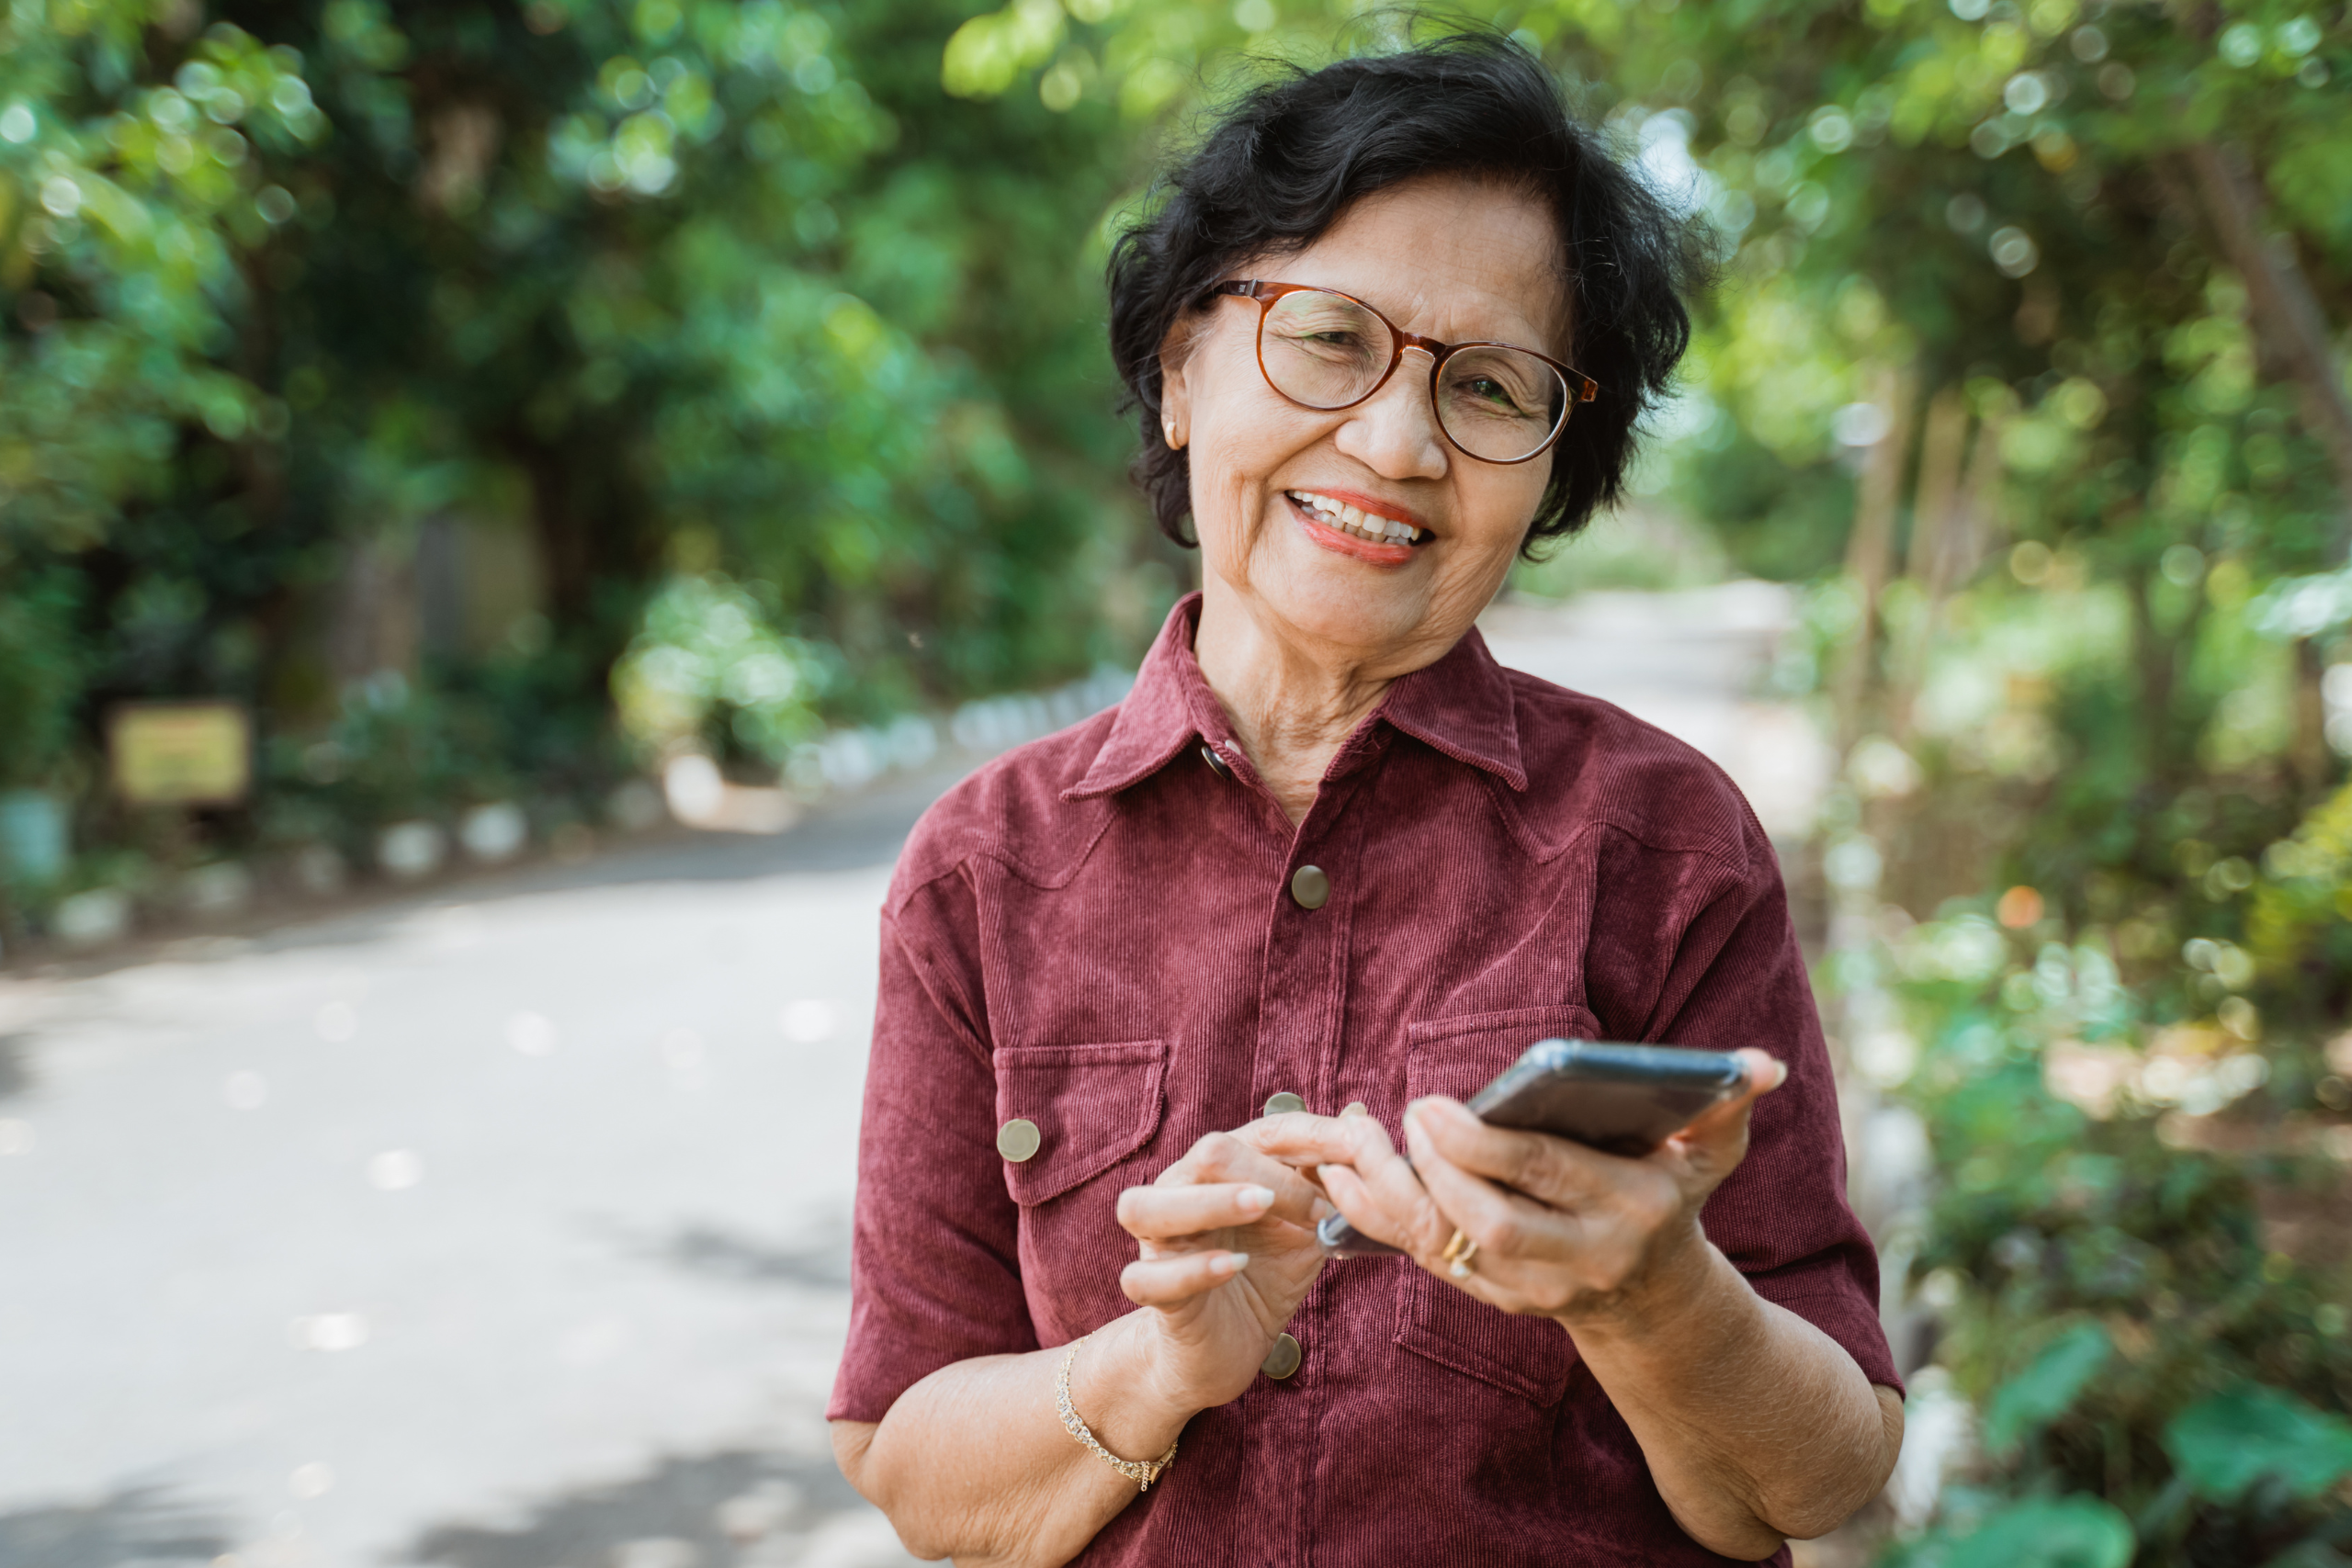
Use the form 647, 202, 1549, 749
1284, 491, 1430, 547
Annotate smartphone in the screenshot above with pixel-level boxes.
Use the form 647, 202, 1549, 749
1315, 1039, 1751, 1258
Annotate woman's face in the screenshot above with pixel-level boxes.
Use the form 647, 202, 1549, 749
1162, 174, 1569, 674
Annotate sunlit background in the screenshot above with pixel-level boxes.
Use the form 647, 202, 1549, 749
3, 2, 2349, 1565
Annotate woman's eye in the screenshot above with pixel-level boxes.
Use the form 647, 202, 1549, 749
1461, 376, 1521, 409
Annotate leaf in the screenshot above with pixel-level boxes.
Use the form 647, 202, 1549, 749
1939, 1495, 2135, 1568
2164, 1383, 2352, 1505
1984, 1321, 2112, 1454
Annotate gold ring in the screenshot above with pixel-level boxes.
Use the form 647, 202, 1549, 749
1440, 1227, 1479, 1279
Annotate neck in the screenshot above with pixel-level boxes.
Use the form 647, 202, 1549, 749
1192, 583, 1407, 827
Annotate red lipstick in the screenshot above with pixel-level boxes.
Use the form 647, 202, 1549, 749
1285, 492, 1416, 565
1297, 488, 1429, 531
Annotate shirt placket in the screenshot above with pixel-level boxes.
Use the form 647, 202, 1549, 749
1237, 759, 1375, 1568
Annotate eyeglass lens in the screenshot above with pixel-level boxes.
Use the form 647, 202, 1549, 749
1257, 288, 1569, 463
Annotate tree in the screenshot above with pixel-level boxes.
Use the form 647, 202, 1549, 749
0, 0, 1185, 912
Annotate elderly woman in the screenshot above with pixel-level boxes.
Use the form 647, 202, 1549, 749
829, 33, 1903, 1567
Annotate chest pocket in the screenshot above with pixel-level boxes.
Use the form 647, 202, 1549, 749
1395, 1004, 1601, 1407
992, 1040, 1169, 1205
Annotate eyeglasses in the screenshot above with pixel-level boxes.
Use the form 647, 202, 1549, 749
1209, 279, 1598, 466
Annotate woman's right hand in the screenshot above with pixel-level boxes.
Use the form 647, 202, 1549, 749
1114, 1122, 1333, 1412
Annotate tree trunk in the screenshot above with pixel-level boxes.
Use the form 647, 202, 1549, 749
2131, 563, 2188, 790
2290, 637, 2330, 796
510, 435, 598, 632
1905, 387, 1969, 593
2184, 143, 2348, 793
2184, 142, 2352, 558
1887, 387, 1969, 744
1834, 365, 1917, 751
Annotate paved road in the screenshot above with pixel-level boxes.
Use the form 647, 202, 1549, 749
0, 776, 954, 1568
0, 587, 1817, 1568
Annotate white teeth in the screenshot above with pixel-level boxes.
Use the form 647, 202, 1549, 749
1287, 491, 1423, 546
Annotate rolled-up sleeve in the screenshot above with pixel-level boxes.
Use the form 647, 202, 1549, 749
826, 863, 1035, 1423
1635, 828, 1902, 1395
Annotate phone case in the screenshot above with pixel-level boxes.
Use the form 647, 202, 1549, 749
1470, 1039, 1746, 1156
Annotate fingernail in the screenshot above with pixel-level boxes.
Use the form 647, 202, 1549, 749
1218, 1251, 1250, 1273
1769, 1059, 1790, 1090
1310, 1197, 1335, 1223
1241, 1185, 1275, 1210
1340, 1100, 1368, 1118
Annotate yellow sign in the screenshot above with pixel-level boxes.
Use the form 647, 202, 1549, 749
108, 702, 253, 807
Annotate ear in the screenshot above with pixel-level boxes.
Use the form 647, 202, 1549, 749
1157, 316, 1197, 451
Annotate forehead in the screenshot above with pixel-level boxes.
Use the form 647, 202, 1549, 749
1251, 174, 1570, 355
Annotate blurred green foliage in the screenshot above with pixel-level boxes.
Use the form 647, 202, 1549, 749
1864, 867, 2352, 1563
0, 0, 1178, 911
610, 571, 838, 764
0, 570, 85, 789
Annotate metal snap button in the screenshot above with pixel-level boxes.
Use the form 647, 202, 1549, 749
1262, 1091, 1306, 1117
1261, 1332, 1302, 1380
1289, 864, 1329, 909
996, 1118, 1042, 1162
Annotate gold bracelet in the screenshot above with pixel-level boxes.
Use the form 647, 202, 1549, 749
1057, 1334, 1179, 1491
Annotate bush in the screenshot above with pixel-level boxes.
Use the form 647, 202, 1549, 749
1871, 812, 2352, 1564
0, 573, 85, 791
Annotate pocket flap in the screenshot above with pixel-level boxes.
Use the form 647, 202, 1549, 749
1393, 1005, 1597, 1406
1403, 1004, 1603, 1083
1396, 1274, 1576, 1406
993, 1039, 1169, 1205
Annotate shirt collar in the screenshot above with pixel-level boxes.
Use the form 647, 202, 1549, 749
1378, 620, 1528, 792
1065, 593, 1527, 800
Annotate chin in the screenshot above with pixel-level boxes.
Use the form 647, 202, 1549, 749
1262, 574, 1428, 657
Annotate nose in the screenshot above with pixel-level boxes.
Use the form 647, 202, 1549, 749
1332, 345, 1449, 482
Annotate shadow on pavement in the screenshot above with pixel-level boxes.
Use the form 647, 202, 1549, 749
0, 1035, 29, 1100
403, 1446, 899, 1568
624, 1220, 852, 1292
0, 1486, 232, 1568
473, 766, 966, 897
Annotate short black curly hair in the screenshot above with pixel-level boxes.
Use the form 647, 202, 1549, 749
1106, 30, 1704, 550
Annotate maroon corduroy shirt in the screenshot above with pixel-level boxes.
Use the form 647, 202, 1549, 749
830, 594, 1898, 1566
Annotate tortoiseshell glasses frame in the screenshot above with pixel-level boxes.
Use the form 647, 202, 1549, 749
1209, 279, 1600, 466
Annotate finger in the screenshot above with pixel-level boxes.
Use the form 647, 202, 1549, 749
1233, 1113, 1407, 1221
1238, 1108, 1413, 1189
1317, 1160, 1423, 1253
1321, 1130, 1461, 1258
1221, 1101, 1431, 1250
1117, 1181, 1274, 1240
1406, 1096, 1621, 1209
1229, 1111, 1380, 1170
1405, 1106, 1572, 1264
1157, 1132, 1332, 1225
1668, 1049, 1784, 1159
1120, 1249, 1250, 1307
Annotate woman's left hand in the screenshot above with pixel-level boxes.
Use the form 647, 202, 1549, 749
1246, 1048, 1784, 1325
